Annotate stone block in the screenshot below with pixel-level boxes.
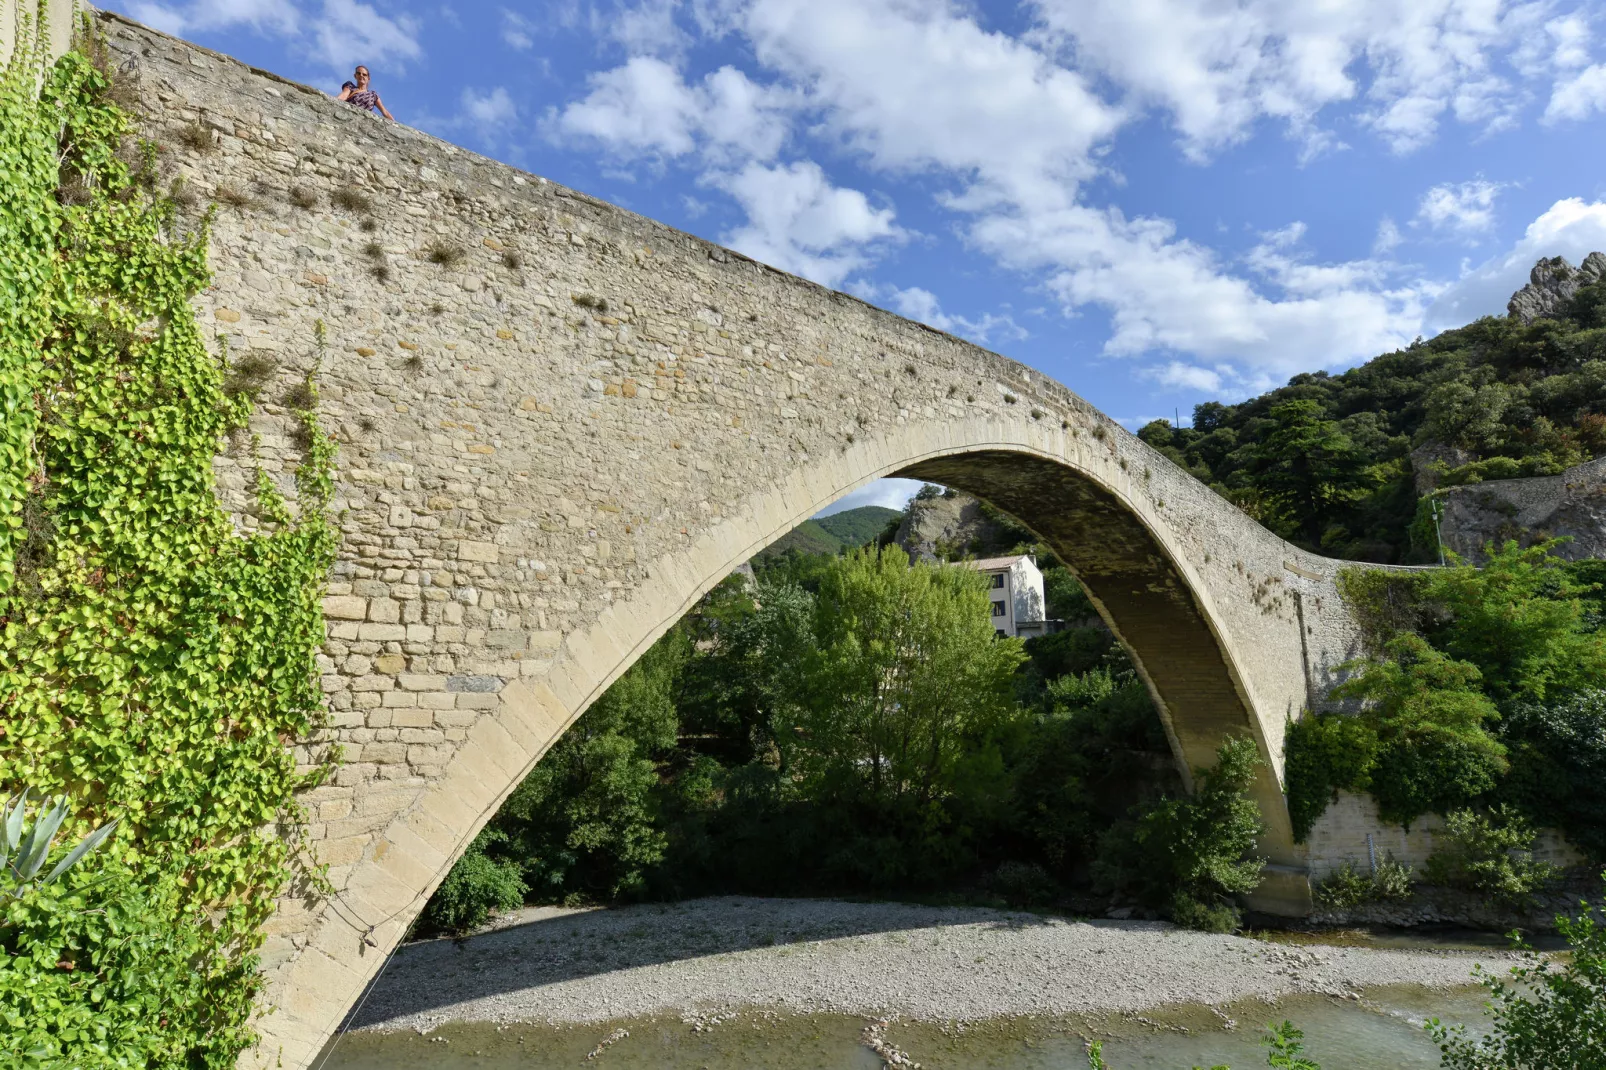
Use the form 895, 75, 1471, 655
446, 674, 502, 692
391, 709, 435, 728
323, 595, 367, 620
367, 598, 401, 623
457, 540, 499, 563
357, 623, 407, 642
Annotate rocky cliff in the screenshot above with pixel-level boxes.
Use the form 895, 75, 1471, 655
895, 491, 1005, 561
1507, 251, 1606, 323
1438, 455, 1606, 562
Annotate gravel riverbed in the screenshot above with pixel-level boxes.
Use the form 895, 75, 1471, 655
349, 897, 1513, 1034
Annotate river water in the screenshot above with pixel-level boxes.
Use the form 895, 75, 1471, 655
321, 985, 1491, 1069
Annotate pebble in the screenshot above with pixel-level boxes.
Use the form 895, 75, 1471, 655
349, 896, 1516, 1034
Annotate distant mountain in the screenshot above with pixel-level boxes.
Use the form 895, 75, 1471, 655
816, 506, 900, 548
757, 506, 900, 560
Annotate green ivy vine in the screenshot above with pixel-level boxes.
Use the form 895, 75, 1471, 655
0, 14, 338, 1066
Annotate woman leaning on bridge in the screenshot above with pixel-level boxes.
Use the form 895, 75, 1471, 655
337, 65, 395, 120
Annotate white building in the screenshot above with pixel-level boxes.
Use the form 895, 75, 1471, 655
964, 554, 1052, 639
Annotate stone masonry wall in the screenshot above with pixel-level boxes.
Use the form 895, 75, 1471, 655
82, 11, 1388, 1067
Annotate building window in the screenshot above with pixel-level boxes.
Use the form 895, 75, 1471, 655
990, 573, 1005, 589
995, 629, 1007, 639
991, 601, 1005, 617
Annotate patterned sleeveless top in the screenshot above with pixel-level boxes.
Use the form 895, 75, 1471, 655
342, 82, 381, 113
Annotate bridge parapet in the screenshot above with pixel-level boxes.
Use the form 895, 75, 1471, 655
66, 12, 1379, 1067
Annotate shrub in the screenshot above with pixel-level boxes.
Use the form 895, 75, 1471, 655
1285, 713, 1378, 840
1371, 855, 1414, 902
287, 184, 318, 209
989, 860, 1056, 906
1100, 736, 1266, 930
1429, 879, 1606, 1068
1313, 862, 1372, 909
1424, 806, 1561, 909
1313, 856, 1413, 909
421, 833, 526, 934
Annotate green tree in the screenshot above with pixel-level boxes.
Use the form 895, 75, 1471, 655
783, 545, 1026, 814
1421, 540, 1606, 703
1242, 400, 1369, 542
492, 632, 689, 903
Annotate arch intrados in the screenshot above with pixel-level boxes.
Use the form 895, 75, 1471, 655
545, 440, 1285, 851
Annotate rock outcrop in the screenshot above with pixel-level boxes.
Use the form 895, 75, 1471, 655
1507, 251, 1606, 323
894, 491, 1005, 561
1438, 455, 1606, 562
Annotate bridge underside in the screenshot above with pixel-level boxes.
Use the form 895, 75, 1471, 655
900, 451, 1303, 869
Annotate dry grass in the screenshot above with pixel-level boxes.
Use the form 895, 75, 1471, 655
176, 121, 215, 153
214, 183, 253, 210
571, 293, 608, 312
332, 188, 374, 214
225, 354, 278, 398
424, 241, 465, 268
403, 353, 425, 373
288, 185, 319, 210
502, 251, 523, 270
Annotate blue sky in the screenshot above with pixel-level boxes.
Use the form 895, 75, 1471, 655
115, 0, 1606, 513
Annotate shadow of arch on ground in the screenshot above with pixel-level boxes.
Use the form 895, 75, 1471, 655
253, 419, 1356, 1069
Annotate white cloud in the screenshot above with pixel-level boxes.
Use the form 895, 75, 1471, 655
881, 286, 1026, 346
501, 9, 535, 49
461, 87, 517, 134
1428, 197, 1606, 328
719, 0, 1435, 375
550, 0, 1544, 382
714, 161, 901, 287
1414, 178, 1505, 234
553, 57, 788, 161
1374, 217, 1404, 254
126, 0, 421, 73
1546, 63, 1606, 121
597, 0, 689, 56
1032, 0, 1549, 158
310, 0, 421, 71
738, 0, 1122, 214
1148, 362, 1225, 393
815, 478, 924, 517
127, 0, 300, 36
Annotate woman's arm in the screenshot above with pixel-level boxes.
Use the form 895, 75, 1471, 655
337, 85, 354, 101
376, 96, 395, 121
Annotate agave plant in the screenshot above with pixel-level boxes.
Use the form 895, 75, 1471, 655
0, 790, 118, 902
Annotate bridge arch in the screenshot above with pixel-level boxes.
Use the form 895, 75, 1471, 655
256, 416, 1352, 1069
60, 14, 1373, 1066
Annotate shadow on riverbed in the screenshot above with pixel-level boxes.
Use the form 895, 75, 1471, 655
345, 896, 1079, 1029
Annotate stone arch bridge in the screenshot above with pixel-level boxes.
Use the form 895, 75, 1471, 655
59, 12, 1379, 1068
